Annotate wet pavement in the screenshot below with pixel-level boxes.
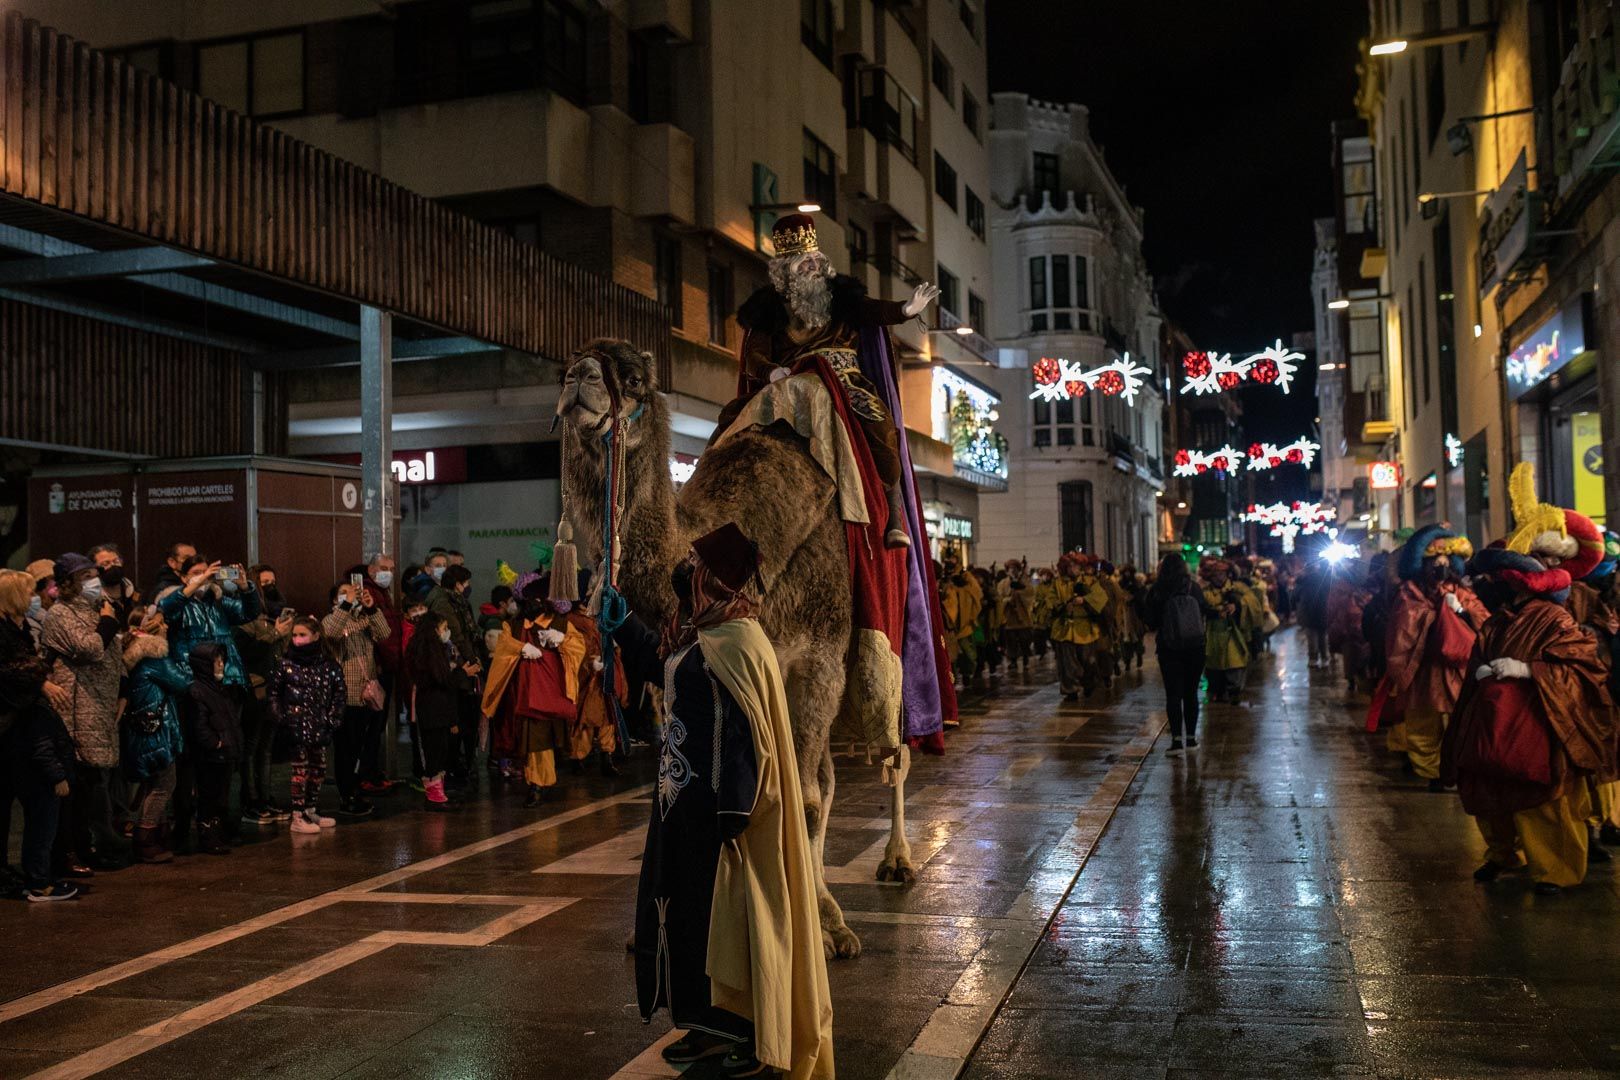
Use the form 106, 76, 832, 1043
3, 628, 1619, 1078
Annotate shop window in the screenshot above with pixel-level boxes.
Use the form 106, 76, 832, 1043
934, 152, 958, 211
803, 129, 838, 217
965, 188, 985, 238
656, 232, 682, 325
937, 264, 960, 317
962, 89, 980, 140
197, 30, 304, 118
931, 46, 954, 106
801, 0, 835, 70
707, 262, 733, 347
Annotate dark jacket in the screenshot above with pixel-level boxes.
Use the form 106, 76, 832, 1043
408, 635, 473, 732
3, 698, 76, 789
427, 585, 482, 666
185, 643, 242, 764
1142, 574, 1210, 654
267, 642, 348, 747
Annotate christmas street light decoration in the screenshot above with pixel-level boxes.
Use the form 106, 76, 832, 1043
1445, 433, 1464, 468
1240, 501, 1338, 554
1029, 353, 1154, 406
1244, 437, 1319, 471
1179, 339, 1304, 396
1172, 445, 1245, 477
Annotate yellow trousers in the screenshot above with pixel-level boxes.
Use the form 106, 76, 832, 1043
1587, 778, 1619, 829
1404, 708, 1447, 780
1476, 785, 1592, 886
1385, 719, 1409, 753
524, 749, 557, 789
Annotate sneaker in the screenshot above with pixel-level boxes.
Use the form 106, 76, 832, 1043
662, 1030, 732, 1064
290, 813, 321, 835
1185, 737, 1199, 750
1165, 740, 1184, 757
26, 881, 80, 902
337, 798, 374, 819
241, 806, 276, 826
309, 809, 337, 829
359, 779, 400, 797
264, 800, 294, 822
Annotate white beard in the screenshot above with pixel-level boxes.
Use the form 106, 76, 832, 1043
770, 260, 833, 332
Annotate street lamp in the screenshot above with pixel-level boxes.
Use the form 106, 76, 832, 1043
1328, 292, 1391, 309
1369, 22, 1495, 55
749, 201, 822, 213
926, 325, 976, 336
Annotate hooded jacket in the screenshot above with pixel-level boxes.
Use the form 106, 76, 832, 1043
186, 643, 243, 764
39, 594, 124, 768
267, 641, 348, 746
158, 581, 261, 690
120, 632, 191, 780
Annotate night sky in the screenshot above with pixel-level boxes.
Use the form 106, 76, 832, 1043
987, 0, 1369, 446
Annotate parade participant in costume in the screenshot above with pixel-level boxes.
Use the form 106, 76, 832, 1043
1577, 533, 1620, 848
1383, 525, 1486, 788
723, 214, 937, 547
1097, 562, 1133, 677
1445, 545, 1615, 893
636, 524, 833, 1079
1031, 568, 1057, 659
999, 560, 1039, 675
971, 566, 1003, 681
939, 553, 982, 691
1050, 554, 1109, 701
1199, 559, 1256, 705
1116, 566, 1147, 672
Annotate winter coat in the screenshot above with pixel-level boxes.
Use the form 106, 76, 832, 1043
427, 585, 482, 666
234, 614, 292, 690
321, 603, 392, 707
157, 583, 261, 690
186, 647, 243, 765
119, 633, 190, 781
0, 615, 34, 665
2, 695, 76, 790
39, 595, 124, 768
410, 637, 474, 732
267, 643, 348, 746
362, 575, 406, 677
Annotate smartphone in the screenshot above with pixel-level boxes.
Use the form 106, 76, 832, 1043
216, 566, 241, 582
350, 573, 365, 590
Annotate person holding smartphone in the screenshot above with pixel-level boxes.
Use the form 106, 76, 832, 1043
322, 577, 392, 817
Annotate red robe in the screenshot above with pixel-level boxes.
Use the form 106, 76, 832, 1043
1384, 580, 1488, 713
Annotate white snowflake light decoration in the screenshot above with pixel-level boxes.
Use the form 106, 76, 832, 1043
1179, 340, 1304, 396
1171, 445, 1245, 477
1239, 501, 1336, 554
1029, 353, 1154, 406
1445, 433, 1464, 469
1244, 437, 1320, 471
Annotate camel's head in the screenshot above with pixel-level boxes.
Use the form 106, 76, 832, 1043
557, 339, 657, 439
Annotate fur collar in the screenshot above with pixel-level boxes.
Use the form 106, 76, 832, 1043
736, 273, 872, 335
124, 632, 170, 666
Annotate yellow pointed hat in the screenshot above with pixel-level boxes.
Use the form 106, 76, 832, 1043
1505, 461, 1604, 578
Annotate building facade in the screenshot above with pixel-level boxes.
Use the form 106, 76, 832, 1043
978, 95, 1166, 570
23, 0, 1007, 566
1344, 0, 1618, 548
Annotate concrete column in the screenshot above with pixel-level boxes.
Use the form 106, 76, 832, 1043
360, 307, 393, 560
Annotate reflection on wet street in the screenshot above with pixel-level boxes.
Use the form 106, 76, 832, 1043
3, 628, 1617, 1078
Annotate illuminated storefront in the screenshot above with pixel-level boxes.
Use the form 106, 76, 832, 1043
1507, 295, 1604, 527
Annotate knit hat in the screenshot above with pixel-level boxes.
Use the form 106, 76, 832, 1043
1468, 545, 1571, 599
691, 523, 762, 593
53, 552, 94, 583
25, 558, 55, 588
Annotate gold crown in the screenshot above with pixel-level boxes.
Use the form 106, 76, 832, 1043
771, 221, 819, 256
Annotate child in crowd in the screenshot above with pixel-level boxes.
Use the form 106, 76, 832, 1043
0, 652, 80, 901
185, 643, 241, 855
121, 609, 191, 863
267, 616, 347, 834
406, 613, 476, 811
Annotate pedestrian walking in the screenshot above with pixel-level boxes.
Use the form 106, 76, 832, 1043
267, 616, 347, 835
1143, 553, 1207, 755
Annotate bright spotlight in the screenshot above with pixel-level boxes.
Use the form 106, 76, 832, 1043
1322, 541, 1358, 564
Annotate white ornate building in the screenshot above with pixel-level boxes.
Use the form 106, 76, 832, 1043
978, 95, 1165, 569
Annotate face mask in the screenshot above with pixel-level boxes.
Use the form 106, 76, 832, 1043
373, 571, 394, 589
80, 577, 104, 602
438, 628, 452, 644
1473, 578, 1512, 612
262, 585, 281, 602
27, 595, 42, 619
222, 579, 239, 594
430, 566, 446, 582
98, 567, 122, 587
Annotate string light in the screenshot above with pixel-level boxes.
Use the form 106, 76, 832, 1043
1179, 339, 1304, 396
1029, 353, 1155, 406
1171, 437, 1320, 477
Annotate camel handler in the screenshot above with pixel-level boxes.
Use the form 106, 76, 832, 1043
719, 214, 936, 548
635, 523, 834, 1079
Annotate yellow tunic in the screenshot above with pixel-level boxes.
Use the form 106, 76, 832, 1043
1050, 575, 1109, 646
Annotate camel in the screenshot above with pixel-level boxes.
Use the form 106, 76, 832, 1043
555, 338, 919, 959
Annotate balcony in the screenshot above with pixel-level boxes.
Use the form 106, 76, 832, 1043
934, 307, 996, 364
953, 463, 1008, 492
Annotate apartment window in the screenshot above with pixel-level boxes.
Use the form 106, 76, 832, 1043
965, 188, 985, 239
1419, 257, 1431, 405
628, 32, 650, 123
707, 262, 733, 347
931, 46, 954, 106
968, 291, 986, 333
1051, 256, 1071, 329
934, 152, 958, 211
393, 1, 586, 107
1028, 256, 1047, 332
109, 43, 172, 81
847, 223, 869, 267
1343, 141, 1376, 235
656, 232, 682, 325
1033, 152, 1061, 202
1059, 481, 1093, 553
801, 0, 835, 70
858, 69, 919, 163
962, 89, 980, 140
1424, 49, 1445, 147
1409, 67, 1422, 192
960, 0, 980, 38
1074, 255, 1090, 310
803, 129, 838, 217
937, 264, 961, 317
197, 30, 304, 117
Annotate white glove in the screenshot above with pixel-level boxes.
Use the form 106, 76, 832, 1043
1490, 657, 1531, 680
520, 643, 543, 661
538, 628, 567, 649
1444, 592, 1464, 614
1475, 664, 1495, 681
768, 366, 792, 384
592, 657, 605, 672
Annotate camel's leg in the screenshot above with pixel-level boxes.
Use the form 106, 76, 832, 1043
785, 665, 861, 960
876, 743, 916, 884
